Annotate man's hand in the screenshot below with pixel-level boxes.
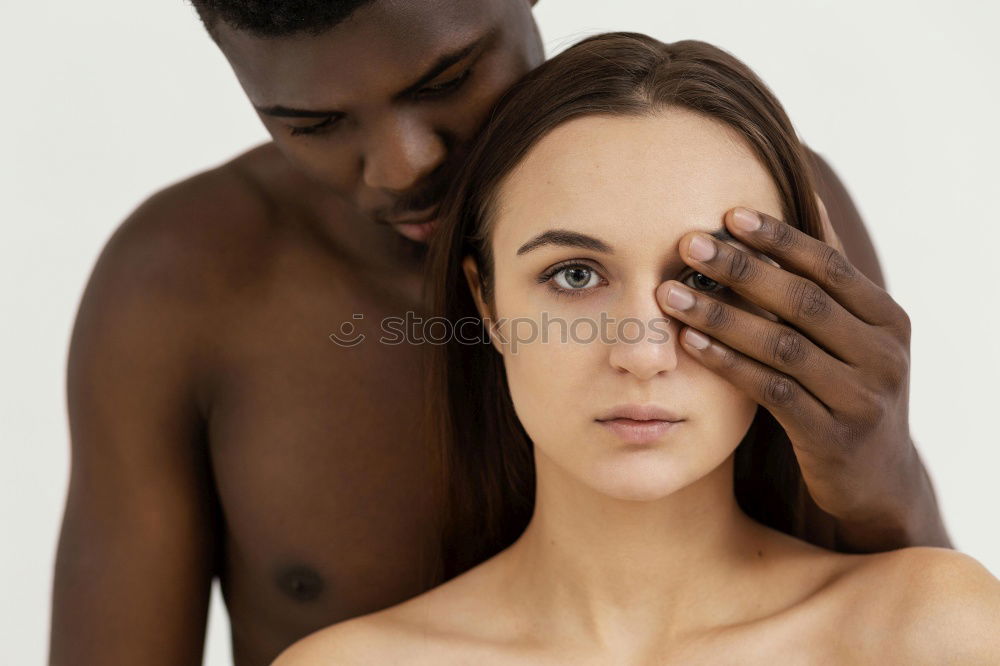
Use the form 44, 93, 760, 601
655, 200, 950, 551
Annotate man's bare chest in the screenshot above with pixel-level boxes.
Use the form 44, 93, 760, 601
200, 266, 442, 644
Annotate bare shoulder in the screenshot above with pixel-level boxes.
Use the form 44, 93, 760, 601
67, 144, 310, 415
272, 554, 519, 666
73, 143, 301, 364
271, 614, 412, 666
270, 599, 471, 666
95, 144, 283, 303
840, 547, 1000, 663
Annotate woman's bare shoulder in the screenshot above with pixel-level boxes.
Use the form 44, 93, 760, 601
272, 555, 515, 665
834, 547, 1000, 663
271, 614, 397, 666
271, 603, 463, 666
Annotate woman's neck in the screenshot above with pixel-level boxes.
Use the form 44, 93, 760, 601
498, 452, 775, 651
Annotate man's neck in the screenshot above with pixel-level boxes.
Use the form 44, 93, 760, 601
245, 142, 429, 301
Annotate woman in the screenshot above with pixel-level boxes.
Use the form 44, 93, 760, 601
276, 33, 1000, 664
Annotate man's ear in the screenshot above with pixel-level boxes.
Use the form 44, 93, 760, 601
462, 255, 503, 355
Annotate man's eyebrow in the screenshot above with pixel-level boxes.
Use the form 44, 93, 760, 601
517, 229, 614, 256
254, 29, 497, 119
516, 226, 735, 257
394, 28, 496, 100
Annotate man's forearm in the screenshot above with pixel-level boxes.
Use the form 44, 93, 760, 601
802, 149, 951, 552
832, 441, 952, 552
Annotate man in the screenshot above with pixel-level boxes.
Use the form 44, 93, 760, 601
49, 1, 950, 664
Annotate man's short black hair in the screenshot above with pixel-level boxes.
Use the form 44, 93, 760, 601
190, 0, 376, 39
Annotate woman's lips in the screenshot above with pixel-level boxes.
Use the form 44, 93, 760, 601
597, 418, 683, 445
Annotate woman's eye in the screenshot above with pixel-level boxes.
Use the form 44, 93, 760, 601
681, 271, 727, 294
553, 265, 601, 291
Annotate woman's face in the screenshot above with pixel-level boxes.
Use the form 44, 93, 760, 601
464, 108, 785, 501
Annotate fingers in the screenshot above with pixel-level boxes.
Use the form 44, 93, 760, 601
657, 279, 860, 412
671, 321, 834, 459
721, 207, 904, 330
671, 229, 872, 367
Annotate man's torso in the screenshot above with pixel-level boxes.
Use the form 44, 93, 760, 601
152, 143, 443, 664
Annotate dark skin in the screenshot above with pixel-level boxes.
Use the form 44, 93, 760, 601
49, 1, 949, 665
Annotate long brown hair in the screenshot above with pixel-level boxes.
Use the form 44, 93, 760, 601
425, 33, 830, 582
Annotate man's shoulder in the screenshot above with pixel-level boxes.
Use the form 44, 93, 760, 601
106, 146, 283, 293
71, 145, 309, 372
80, 145, 336, 332
837, 547, 1000, 663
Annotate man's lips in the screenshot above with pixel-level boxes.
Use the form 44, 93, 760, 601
385, 204, 438, 226
393, 217, 439, 243
384, 205, 440, 242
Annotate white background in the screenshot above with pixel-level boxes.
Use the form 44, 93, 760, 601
3, 1, 998, 663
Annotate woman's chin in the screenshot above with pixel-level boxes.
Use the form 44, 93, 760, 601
583, 456, 693, 502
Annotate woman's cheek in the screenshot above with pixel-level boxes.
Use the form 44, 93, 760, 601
496, 306, 605, 449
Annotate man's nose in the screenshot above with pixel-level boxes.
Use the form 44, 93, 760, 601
606, 293, 680, 381
362, 114, 445, 193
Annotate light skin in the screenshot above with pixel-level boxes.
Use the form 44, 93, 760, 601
275, 110, 999, 666
50, 1, 949, 664
480, 111, 768, 506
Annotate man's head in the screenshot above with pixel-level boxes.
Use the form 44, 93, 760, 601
194, 0, 545, 242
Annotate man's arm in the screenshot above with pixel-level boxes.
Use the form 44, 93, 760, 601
802, 148, 950, 551
50, 194, 219, 665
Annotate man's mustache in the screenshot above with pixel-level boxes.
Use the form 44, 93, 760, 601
386, 161, 461, 219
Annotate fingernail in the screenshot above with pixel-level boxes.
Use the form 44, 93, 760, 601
665, 285, 696, 310
732, 208, 761, 232
684, 328, 711, 350
688, 235, 717, 262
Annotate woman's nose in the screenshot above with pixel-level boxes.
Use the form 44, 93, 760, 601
606, 291, 680, 380
362, 114, 445, 193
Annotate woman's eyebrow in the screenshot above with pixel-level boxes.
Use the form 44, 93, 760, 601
515, 226, 734, 256
516, 229, 613, 256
